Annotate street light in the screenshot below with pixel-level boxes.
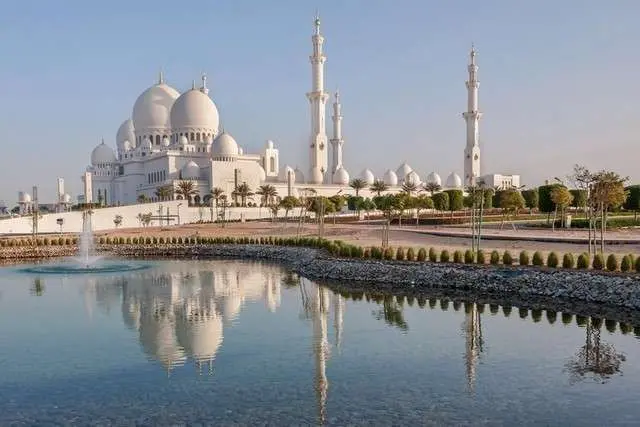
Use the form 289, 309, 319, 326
177, 203, 183, 225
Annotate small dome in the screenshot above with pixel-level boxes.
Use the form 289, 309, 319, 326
405, 170, 421, 186
170, 89, 219, 134
212, 132, 239, 158
162, 136, 170, 147
395, 162, 413, 181
383, 169, 398, 186
333, 167, 350, 185
181, 161, 200, 180
426, 172, 442, 186
91, 141, 116, 165
176, 314, 223, 363
445, 172, 462, 189
258, 165, 267, 182
266, 140, 274, 149
279, 165, 295, 183
18, 192, 31, 203
238, 147, 244, 156
132, 82, 180, 133
141, 137, 153, 150
309, 167, 324, 185
63, 193, 71, 203
294, 167, 305, 184
116, 119, 135, 153
359, 168, 375, 185
179, 135, 189, 145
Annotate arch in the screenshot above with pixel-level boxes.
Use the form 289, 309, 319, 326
190, 132, 195, 141
196, 132, 201, 141
269, 156, 275, 173
155, 135, 161, 145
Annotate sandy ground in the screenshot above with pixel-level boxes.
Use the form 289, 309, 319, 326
98, 221, 640, 257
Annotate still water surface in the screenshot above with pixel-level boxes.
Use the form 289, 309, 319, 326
0, 259, 639, 426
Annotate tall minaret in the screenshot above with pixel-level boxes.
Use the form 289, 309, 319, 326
463, 45, 482, 186
312, 287, 330, 425
307, 14, 329, 184
330, 90, 344, 177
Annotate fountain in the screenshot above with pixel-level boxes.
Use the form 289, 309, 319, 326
18, 210, 150, 275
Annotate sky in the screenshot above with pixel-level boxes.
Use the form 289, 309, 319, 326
0, 0, 638, 204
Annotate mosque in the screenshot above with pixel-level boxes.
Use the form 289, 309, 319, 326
82, 16, 519, 207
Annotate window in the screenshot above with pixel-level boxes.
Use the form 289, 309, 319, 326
196, 132, 201, 141
269, 156, 275, 173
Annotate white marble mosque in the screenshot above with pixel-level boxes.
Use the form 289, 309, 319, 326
71, 16, 519, 208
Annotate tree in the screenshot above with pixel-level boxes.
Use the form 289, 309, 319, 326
279, 196, 299, 222
256, 184, 278, 208
423, 182, 441, 195
444, 189, 464, 214
155, 185, 173, 201
349, 178, 367, 197
329, 194, 346, 224
113, 214, 123, 228
570, 165, 597, 255
521, 189, 539, 214
414, 194, 434, 225
432, 192, 449, 213
570, 189, 588, 212
550, 186, 573, 229
499, 189, 526, 228
232, 182, 254, 207
538, 184, 563, 221
370, 180, 389, 196
590, 171, 627, 253
373, 295, 408, 331
137, 194, 150, 204
623, 185, 640, 220
401, 181, 419, 196
175, 181, 198, 206
360, 198, 376, 218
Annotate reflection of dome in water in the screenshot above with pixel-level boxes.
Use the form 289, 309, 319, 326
139, 310, 186, 369
220, 293, 243, 322
122, 298, 141, 330
176, 305, 224, 363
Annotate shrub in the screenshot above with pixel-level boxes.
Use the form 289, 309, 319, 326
593, 254, 604, 270
562, 253, 575, 269
159, 237, 165, 244
627, 254, 636, 267
519, 251, 530, 266
464, 249, 474, 264
383, 247, 394, 260
396, 247, 405, 261
476, 250, 485, 264
503, 251, 513, 265
453, 250, 463, 263
490, 250, 500, 265
532, 251, 544, 266
363, 247, 371, 259
406, 247, 415, 261
126, 237, 131, 244
547, 252, 559, 268
440, 249, 450, 262
132, 237, 139, 244
106, 237, 112, 245
621, 255, 632, 272
577, 253, 589, 269
428, 247, 437, 262
417, 248, 427, 262
372, 247, 383, 260
606, 254, 618, 271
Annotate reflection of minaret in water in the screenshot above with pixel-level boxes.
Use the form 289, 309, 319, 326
463, 302, 483, 393
333, 293, 344, 350
312, 286, 330, 425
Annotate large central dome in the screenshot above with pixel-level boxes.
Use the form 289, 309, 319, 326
170, 88, 220, 136
132, 82, 180, 134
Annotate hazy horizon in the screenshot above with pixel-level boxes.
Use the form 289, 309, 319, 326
0, 0, 638, 205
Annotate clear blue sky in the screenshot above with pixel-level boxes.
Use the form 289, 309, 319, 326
0, 0, 638, 204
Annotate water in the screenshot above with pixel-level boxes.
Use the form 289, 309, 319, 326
0, 259, 639, 425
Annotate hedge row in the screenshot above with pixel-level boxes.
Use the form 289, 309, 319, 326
0, 237, 78, 247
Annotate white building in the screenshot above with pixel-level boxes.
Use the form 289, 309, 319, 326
479, 174, 521, 190
81, 16, 519, 207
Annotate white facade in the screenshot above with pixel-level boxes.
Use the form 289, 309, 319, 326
479, 174, 521, 190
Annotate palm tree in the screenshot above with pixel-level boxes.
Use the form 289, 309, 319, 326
349, 178, 367, 197
370, 179, 389, 196
175, 180, 198, 206
232, 182, 254, 207
423, 182, 441, 195
256, 184, 278, 207
137, 194, 149, 204
155, 185, 173, 201
401, 181, 419, 196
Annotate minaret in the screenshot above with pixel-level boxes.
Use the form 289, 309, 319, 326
312, 287, 330, 425
462, 45, 482, 186
463, 303, 483, 393
306, 14, 329, 184
330, 90, 344, 176
333, 293, 344, 350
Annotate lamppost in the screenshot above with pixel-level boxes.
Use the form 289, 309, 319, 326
177, 203, 183, 225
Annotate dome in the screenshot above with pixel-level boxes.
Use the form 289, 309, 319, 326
181, 161, 200, 180
238, 147, 244, 156
266, 140, 274, 149
212, 132, 239, 158
179, 135, 189, 145
170, 88, 219, 134
221, 293, 243, 322
405, 170, 421, 186
116, 119, 135, 152
359, 168, 375, 185
294, 167, 305, 184
63, 193, 71, 203
91, 141, 116, 165
279, 165, 295, 183
383, 169, 398, 186
309, 167, 324, 185
258, 165, 267, 182
395, 162, 413, 181
18, 192, 31, 203
426, 172, 442, 186
176, 314, 223, 363
132, 82, 180, 133
333, 167, 350, 185
139, 314, 186, 369
445, 172, 462, 189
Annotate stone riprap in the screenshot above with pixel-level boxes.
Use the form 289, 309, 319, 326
3, 243, 640, 323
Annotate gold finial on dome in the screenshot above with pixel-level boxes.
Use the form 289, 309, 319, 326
158, 69, 165, 85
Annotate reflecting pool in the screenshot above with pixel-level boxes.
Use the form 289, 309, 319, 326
0, 259, 639, 425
